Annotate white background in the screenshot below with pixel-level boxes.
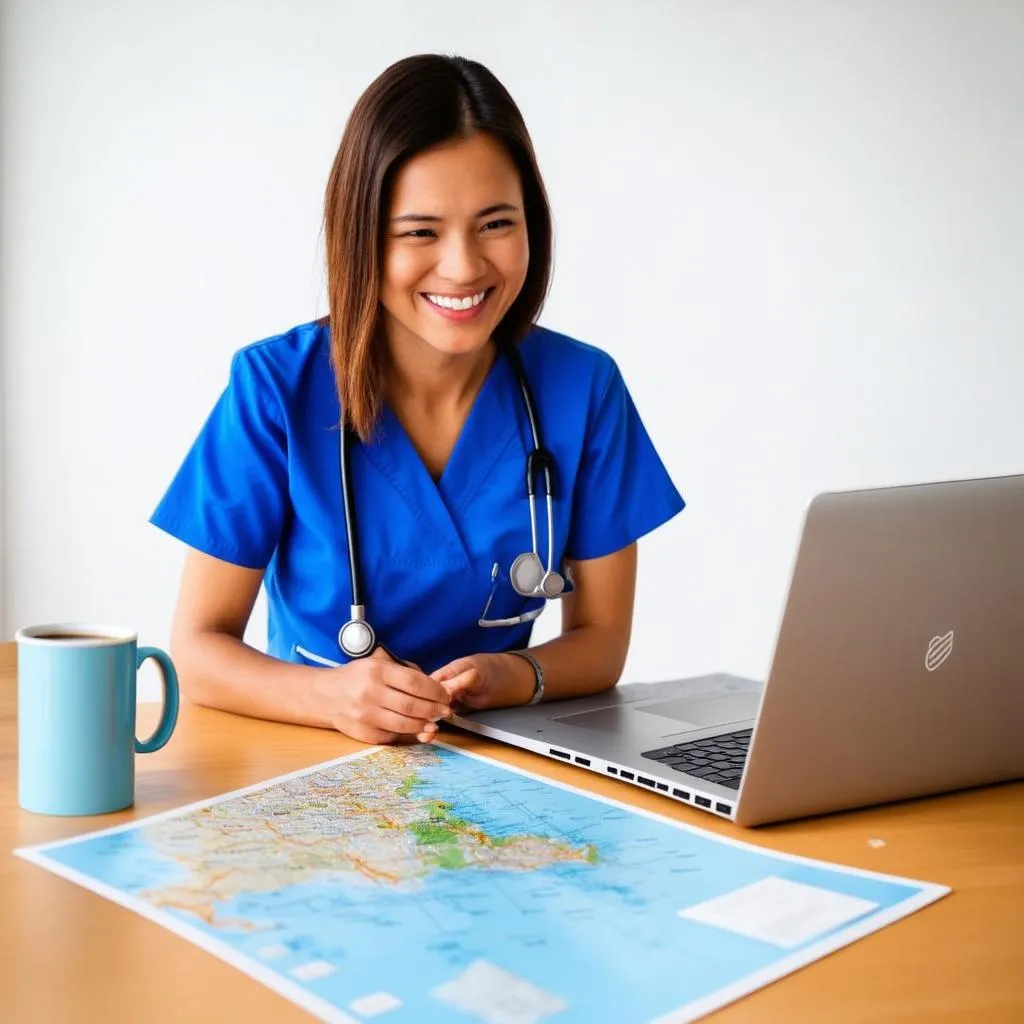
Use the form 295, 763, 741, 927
2, 1, 1021, 700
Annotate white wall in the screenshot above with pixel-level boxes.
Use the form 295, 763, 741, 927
2, 0, 1022, 701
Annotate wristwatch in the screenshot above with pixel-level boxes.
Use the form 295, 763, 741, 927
509, 650, 545, 705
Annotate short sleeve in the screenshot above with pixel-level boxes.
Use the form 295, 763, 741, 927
565, 360, 685, 560
149, 350, 289, 569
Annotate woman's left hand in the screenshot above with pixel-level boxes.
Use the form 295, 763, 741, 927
431, 653, 535, 712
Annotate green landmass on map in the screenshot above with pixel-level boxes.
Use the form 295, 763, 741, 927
136, 746, 599, 926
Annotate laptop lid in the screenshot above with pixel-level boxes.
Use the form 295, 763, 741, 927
734, 473, 1024, 824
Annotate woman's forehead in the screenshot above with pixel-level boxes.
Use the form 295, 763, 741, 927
389, 135, 523, 215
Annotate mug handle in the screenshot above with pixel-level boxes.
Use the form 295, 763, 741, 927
135, 646, 180, 754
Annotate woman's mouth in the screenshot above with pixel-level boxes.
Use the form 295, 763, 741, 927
421, 287, 495, 322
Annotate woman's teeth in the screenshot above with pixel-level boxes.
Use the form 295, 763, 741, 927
425, 290, 488, 310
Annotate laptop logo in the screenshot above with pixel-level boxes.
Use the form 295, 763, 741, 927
925, 630, 954, 672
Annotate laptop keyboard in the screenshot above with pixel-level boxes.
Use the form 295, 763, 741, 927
641, 729, 752, 790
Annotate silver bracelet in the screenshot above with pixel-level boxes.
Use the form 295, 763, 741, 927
509, 650, 545, 705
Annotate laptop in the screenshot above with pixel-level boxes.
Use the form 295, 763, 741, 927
451, 474, 1024, 826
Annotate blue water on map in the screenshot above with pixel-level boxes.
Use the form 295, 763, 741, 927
34, 745, 938, 1023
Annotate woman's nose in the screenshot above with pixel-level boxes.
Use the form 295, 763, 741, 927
437, 234, 487, 283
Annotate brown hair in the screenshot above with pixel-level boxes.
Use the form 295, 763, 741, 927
321, 54, 554, 441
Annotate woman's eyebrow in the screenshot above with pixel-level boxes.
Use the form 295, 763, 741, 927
391, 203, 521, 223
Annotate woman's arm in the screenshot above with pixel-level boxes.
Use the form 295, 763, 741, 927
168, 548, 328, 726
169, 548, 451, 741
525, 541, 638, 699
433, 543, 638, 708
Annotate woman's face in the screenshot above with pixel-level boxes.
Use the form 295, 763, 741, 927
380, 132, 529, 362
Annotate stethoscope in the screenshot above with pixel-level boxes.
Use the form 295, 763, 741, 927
337, 344, 567, 659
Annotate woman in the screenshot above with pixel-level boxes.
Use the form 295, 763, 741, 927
152, 53, 684, 746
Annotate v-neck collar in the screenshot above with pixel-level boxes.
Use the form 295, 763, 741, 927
359, 350, 521, 563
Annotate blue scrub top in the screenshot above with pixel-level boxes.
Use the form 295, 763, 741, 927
151, 320, 685, 673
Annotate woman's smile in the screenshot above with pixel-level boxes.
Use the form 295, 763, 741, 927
420, 287, 496, 322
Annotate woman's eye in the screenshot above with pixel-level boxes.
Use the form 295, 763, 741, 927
398, 220, 514, 239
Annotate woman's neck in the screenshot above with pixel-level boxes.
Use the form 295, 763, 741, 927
382, 332, 499, 480
385, 332, 497, 418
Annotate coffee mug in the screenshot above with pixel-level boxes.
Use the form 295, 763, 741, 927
16, 623, 179, 816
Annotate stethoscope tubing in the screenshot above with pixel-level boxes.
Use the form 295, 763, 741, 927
338, 343, 559, 658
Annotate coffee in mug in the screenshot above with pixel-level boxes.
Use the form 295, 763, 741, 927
28, 631, 124, 642
15, 623, 179, 816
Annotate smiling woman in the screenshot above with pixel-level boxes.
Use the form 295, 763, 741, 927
322, 57, 551, 444
149, 54, 685, 747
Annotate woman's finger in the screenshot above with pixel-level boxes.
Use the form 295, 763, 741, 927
366, 705, 436, 736
439, 667, 477, 699
431, 659, 472, 683
384, 664, 452, 706
342, 720, 401, 745
377, 683, 450, 723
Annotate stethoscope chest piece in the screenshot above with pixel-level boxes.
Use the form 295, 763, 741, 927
539, 569, 566, 598
510, 552, 565, 599
510, 551, 543, 594
338, 614, 375, 659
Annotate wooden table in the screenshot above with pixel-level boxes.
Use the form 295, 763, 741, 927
2, 644, 1022, 1022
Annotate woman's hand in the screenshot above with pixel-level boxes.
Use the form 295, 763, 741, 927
431, 653, 535, 711
313, 648, 452, 745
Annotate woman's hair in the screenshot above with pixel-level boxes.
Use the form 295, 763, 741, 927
321, 53, 553, 441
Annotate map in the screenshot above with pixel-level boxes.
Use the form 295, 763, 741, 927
17, 743, 948, 1023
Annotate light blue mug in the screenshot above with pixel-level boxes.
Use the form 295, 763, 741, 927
16, 623, 179, 816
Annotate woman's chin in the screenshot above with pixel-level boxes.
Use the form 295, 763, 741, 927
418, 326, 495, 359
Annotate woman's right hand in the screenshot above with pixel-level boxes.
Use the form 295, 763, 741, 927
313, 648, 452, 745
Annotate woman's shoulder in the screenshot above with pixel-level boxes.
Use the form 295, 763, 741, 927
219, 319, 332, 420
518, 324, 619, 394
229, 318, 330, 381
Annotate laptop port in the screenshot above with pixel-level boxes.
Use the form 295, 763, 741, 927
656, 783, 668, 791
549, 749, 570, 760
672, 789, 690, 800
574, 757, 591, 766
638, 776, 655, 787
619, 771, 634, 780
607, 767, 618, 775
695, 796, 712, 808
715, 802, 732, 815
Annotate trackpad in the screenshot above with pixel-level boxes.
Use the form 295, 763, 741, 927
552, 693, 758, 735
636, 694, 758, 728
